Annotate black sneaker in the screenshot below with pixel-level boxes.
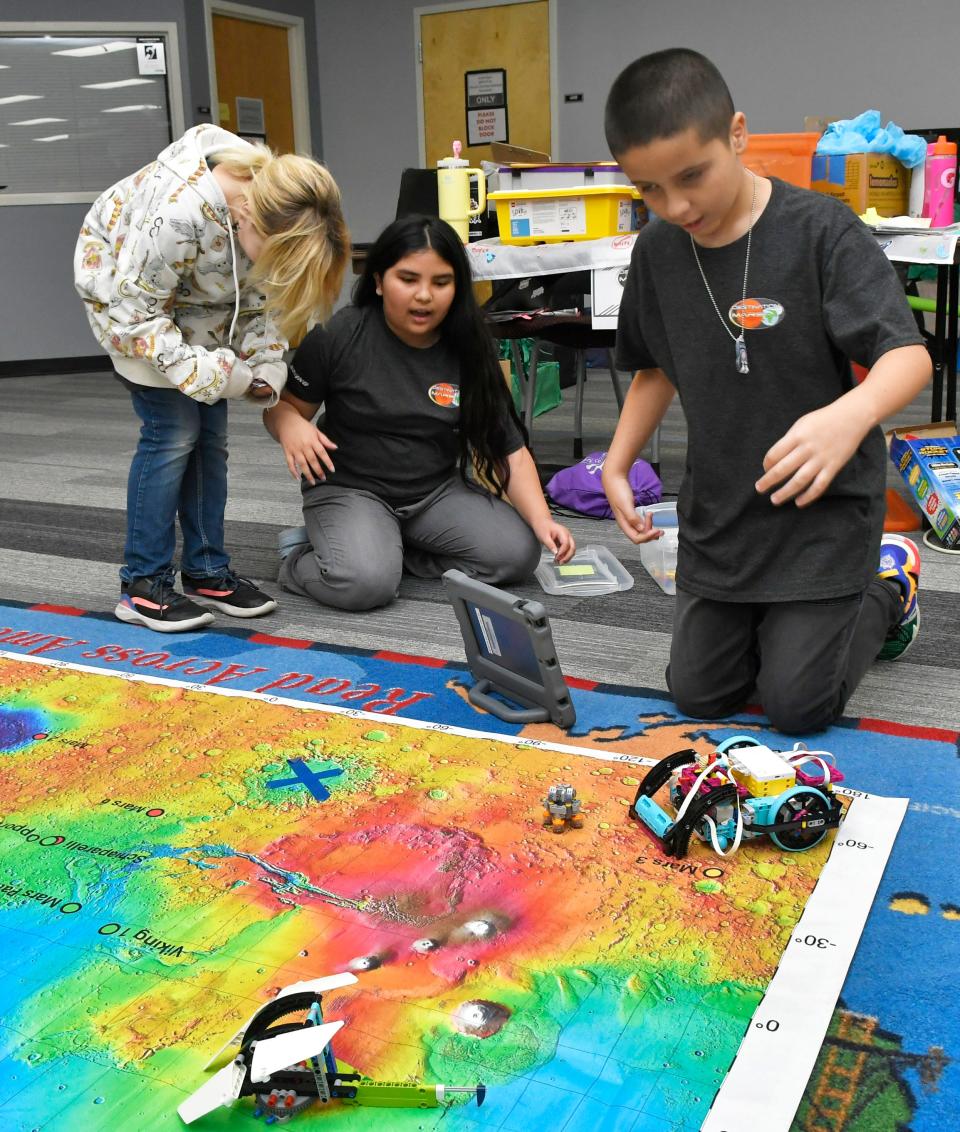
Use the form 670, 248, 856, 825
115, 577, 215, 633
181, 572, 278, 618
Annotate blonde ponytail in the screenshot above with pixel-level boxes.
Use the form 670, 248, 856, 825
216, 145, 349, 345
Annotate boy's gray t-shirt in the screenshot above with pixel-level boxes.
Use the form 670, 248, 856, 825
288, 304, 523, 507
616, 177, 925, 603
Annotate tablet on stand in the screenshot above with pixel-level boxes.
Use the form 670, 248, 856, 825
442, 569, 576, 729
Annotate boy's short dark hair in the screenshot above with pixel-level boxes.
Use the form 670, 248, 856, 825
605, 48, 735, 157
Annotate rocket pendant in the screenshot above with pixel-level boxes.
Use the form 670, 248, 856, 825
735, 334, 749, 375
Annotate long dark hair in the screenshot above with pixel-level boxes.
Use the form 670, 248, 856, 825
354, 214, 524, 495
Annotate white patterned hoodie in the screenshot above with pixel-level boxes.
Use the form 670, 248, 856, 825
74, 125, 285, 405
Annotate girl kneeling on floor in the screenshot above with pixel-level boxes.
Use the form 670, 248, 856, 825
265, 214, 575, 610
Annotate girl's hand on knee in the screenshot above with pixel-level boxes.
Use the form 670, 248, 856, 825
280, 423, 338, 485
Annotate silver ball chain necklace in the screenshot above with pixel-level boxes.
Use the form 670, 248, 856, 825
689, 171, 758, 375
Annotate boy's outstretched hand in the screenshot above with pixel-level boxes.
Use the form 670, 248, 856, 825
605, 474, 664, 544
756, 399, 866, 508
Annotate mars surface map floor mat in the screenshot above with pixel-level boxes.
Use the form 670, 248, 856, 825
0, 602, 955, 1131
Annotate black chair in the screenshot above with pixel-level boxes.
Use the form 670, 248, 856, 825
395, 168, 440, 219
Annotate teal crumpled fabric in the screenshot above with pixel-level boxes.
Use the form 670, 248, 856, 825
815, 109, 927, 168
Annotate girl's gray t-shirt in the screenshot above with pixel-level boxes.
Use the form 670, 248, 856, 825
616, 177, 925, 603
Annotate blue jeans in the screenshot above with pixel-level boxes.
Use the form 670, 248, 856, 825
121, 381, 230, 585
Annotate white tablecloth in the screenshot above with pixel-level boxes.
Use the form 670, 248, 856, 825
466, 226, 959, 332
466, 225, 960, 276
466, 234, 637, 280
871, 226, 960, 266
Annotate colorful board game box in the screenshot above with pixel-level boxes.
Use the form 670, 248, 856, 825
888, 421, 960, 546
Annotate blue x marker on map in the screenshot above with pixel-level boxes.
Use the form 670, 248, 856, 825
266, 758, 344, 801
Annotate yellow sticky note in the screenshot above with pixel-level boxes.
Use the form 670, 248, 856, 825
558, 564, 596, 576
218, 102, 230, 123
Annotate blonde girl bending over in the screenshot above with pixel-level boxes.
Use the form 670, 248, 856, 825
75, 125, 349, 632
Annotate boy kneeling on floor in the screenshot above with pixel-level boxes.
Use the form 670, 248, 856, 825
601, 48, 930, 734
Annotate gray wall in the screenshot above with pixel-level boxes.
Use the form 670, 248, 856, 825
555, 0, 948, 157
0, 0, 322, 364
4, 0, 960, 362
317, 0, 960, 245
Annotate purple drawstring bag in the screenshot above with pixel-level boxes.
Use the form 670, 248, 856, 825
545, 450, 661, 518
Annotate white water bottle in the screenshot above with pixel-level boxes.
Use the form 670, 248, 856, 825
908, 162, 925, 218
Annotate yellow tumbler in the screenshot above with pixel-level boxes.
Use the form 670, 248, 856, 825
437, 140, 486, 243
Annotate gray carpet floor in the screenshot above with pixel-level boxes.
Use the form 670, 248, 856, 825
1, 368, 957, 729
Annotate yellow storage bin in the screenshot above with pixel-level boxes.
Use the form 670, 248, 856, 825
489, 185, 646, 245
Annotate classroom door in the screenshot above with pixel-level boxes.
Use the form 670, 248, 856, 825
419, 1, 551, 168
212, 12, 296, 153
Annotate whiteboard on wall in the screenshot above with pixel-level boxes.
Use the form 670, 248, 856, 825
0, 23, 184, 205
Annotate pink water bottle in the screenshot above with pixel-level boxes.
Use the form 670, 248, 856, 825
922, 135, 957, 227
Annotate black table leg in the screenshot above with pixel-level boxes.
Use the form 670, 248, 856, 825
947, 260, 958, 424
573, 349, 587, 459
932, 267, 947, 421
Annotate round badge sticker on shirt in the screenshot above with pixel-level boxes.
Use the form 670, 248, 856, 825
429, 382, 460, 407
729, 297, 785, 330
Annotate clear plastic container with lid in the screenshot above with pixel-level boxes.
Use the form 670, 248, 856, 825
535, 545, 634, 596
638, 501, 679, 594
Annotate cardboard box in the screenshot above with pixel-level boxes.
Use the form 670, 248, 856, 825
887, 422, 960, 546
811, 152, 910, 216
804, 115, 836, 135
490, 142, 550, 164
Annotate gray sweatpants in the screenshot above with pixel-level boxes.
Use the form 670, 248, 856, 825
280, 476, 542, 611
666, 579, 901, 735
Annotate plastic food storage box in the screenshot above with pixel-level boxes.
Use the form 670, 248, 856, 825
639, 501, 679, 594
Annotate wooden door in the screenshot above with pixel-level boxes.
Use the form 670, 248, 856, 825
420, 1, 551, 168
212, 13, 295, 153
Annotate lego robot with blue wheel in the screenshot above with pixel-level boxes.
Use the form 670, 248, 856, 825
629, 735, 845, 858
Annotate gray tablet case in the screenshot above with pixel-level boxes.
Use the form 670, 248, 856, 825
442, 569, 576, 729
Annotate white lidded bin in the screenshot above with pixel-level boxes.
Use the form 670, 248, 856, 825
639, 502, 679, 594
491, 162, 633, 193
